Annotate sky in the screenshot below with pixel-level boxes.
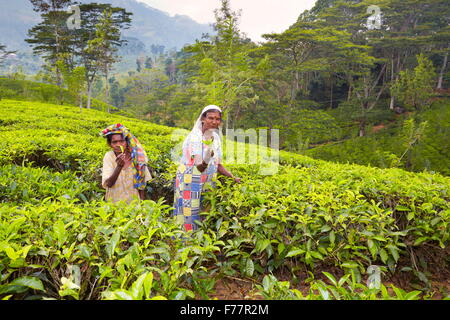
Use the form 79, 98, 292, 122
136, 0, 317, 43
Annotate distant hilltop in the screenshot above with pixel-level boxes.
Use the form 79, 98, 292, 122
0, 0, 213, 52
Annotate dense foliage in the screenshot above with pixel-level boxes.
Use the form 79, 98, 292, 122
55, 0, 448, 179
0, 78, 115, 113
305, 99, 450, 176
88, 0, 449, 141
0, 100, 448, 300
0, 0, 449, 302
3, 0, 448, 177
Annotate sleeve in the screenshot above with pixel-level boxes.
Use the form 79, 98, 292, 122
101, 152, 115, 189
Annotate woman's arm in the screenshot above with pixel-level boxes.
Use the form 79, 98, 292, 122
104, 153, 126, 188
217, 164, 241, 183
196, 160, 208, 173
194, 147, 214, 173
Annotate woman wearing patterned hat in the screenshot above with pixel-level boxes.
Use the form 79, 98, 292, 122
101, 123, 152, 203
173, 105, 241, 232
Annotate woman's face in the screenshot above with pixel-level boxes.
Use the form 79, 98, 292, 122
202, 111, 221, 132
109, 134, 127, 153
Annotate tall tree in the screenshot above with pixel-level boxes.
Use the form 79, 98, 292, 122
74, 3, 131, 109
26, 0, 75, 104
369, 0, 449, 108
85, 8, 120, 111
436, 43, 449, 90
391, 54, 437, 110
427, 1, 450, 89
181, 0, 261, 129
58, 57, 86, 110
260, 2, 381, 137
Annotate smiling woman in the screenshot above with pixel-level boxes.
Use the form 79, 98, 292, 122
173, 105, 241, 232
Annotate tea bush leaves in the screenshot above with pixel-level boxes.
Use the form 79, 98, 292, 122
0, 99, 448, 300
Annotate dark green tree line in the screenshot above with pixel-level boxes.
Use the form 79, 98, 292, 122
26, 0, 131, 109
78, 0, 448, 152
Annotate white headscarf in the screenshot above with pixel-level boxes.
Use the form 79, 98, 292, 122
182, 105, 223, 164
192, 105, 222, 136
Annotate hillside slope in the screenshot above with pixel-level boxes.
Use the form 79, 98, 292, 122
306, 99, 450, 176
0, 99, 448, 300
0, 0, 212, 74
0, 0, 211, 52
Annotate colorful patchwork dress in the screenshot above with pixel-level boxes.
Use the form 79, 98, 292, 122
173, 131, 222, 231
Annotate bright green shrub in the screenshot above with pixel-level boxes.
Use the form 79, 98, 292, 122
202, 162, 449, 281
0, 98, 448, 300
0, 78, 112, 112
0, 165, 99, 204
306, 99, 450, 176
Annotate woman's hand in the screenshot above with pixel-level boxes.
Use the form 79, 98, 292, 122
203, 146, 214, 164
116, 153, 126, 167
106, 153, 127, 188
217, 164, 241, 183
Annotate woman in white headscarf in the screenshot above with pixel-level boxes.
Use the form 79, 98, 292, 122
173, 105, 241, 232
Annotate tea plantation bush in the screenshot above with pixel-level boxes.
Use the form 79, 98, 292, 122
305, 99, 450, 176
0, 99, 448, 300
0, 78, 114, 113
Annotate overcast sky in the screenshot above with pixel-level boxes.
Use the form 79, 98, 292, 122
136, 0, 317, 43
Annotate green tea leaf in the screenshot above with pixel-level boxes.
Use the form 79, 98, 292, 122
329, 231, 335, 245
143, 272, 154, 299
277, 243, 285, 255
379, 249, 388, 263
131, 273, 147, 300
10, 276, 44, 291
286, 248, 305, 258
404, 291, 421, 300
107, 230, 121, 259
4, 246, 19, 261
341, 261, 359, 269
322, 272, 337, 286
367, 239, 377, 258
414, 237, 429, 246
53, 220, 67, 247
255, 239, 271, 254
386, 245, 399, 262
310, 251, 323, 260
245, 258, 254, 277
